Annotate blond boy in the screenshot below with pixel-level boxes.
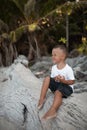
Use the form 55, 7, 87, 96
38, 45, 75, 120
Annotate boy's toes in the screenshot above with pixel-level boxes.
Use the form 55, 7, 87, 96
45, 113, 57, 120
42, 109, 57, 120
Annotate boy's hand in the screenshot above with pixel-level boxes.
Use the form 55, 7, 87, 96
54, 75, 65, 82
54, 75, 75, 85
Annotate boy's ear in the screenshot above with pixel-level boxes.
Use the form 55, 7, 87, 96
62, 54, 66, 60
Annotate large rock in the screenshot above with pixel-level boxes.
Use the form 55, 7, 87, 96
0, 63, 41, 130
0, 57, 87, 130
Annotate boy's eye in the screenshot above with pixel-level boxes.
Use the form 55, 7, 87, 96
52, 54, 56, 57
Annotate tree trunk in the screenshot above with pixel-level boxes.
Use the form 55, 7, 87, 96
8, 42, 15, 64
28, 35, 36, 61
13, 44, 18, 60
0, 37, 18, 67
0, 63, 87, 130
1, 41, 10, 66
66, 13, 69, 50
0, 53, 3, 66
34, 36, 41, 60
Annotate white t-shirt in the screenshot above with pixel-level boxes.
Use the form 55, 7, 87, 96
51, 64, 75, 90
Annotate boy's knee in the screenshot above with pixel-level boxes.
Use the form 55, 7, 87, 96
55, 90, 63, 97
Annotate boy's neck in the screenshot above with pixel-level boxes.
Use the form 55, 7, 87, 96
57, 61, 66, 69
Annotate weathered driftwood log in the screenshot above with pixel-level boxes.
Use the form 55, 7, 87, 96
0, 63, 87, 130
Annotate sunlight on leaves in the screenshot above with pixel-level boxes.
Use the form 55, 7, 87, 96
85, 25, 87, 30
10, 31, 16, 43
2, 33, 8, 39
78, 37, 87, 54
28, 23, 38, 31
82, 37, 86, 43
56, 9, 62, 14
59, 37, 67, 44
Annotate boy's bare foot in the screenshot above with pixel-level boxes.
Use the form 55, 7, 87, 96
42, 108, 57, 120
38, 99, 46, 110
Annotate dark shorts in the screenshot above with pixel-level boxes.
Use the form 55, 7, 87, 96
49, 78, 73, 98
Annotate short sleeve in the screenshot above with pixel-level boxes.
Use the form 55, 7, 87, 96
67, 67, 75, 80
50, 66, 54, 78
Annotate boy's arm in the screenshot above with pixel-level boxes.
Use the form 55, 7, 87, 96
55, 75, 75, 85
60, 79, 75, 85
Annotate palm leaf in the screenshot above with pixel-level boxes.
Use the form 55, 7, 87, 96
9, 0, 29, 23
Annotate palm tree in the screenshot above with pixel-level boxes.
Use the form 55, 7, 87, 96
0, 0, 87, 66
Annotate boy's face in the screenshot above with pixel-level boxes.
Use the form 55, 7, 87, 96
52, 48, 66, 64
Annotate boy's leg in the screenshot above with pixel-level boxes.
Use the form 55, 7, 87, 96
38, 76, 50, 108
42, 90, 63, 119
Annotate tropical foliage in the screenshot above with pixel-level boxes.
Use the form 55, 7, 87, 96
0, 0, 87, 66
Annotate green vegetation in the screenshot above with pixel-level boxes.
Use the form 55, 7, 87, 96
0, 0, 87, 66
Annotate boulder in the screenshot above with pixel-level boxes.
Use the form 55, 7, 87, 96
75, 71, 87, 81
0, 59, 87, 130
